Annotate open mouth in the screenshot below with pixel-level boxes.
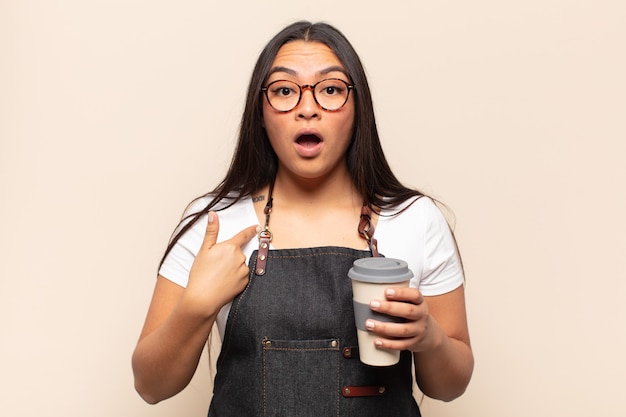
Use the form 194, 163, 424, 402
295, 134, 322, 147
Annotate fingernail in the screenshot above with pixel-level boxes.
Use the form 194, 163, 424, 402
386, 289, 396, 297
370, 300, 381, 308
375, 339, 383, 347
365, 320, 375, 330
256, 225, 261, 233
208, 212, 215, 223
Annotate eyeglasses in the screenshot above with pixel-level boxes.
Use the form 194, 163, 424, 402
262, 78, 354, 112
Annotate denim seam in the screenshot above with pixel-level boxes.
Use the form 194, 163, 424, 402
262, 343, 267, 417
261, 340, 342, 417
220, 273, 255, 362
267, 252, 363, 260
262, 347, 339, 352
335, 340, 341, 417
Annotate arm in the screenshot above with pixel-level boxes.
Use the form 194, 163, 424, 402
414, 286, 473, 400
132, 212, 258, 404
131, 276, 214, 404
366, 285, 473, 401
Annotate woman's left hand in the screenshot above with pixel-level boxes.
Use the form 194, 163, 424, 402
365, 287, 442, 353
369, 285, 473, 401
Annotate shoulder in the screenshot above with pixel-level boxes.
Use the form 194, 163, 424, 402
182, 194, 257, 241
379, 196, 445, 230
182, 192, 244, 216
376, 197, 438, 246
159, 194, 258, 287
379, 195, 457, 250
376, 196, 463, 294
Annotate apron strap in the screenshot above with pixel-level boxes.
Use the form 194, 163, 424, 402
358, 204, 380, 257
255, 184, 380, 275
255, 182, 274, 276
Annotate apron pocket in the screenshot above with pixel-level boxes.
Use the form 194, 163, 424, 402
262, 337, 341, 417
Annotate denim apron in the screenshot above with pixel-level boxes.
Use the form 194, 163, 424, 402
208, 199, 421, 416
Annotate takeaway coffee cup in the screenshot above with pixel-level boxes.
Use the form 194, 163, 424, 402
348, 257, 414, 366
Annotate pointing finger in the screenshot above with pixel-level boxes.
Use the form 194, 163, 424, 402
229, 224, 261, 248
201, 211, 220, 251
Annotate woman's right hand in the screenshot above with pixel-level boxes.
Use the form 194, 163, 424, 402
133, 211, 258, 404
184, 211, 259, 316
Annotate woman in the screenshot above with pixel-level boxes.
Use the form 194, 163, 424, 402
132, 21, 473, 416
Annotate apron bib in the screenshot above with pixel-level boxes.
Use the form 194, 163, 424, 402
208, 246, 420, 416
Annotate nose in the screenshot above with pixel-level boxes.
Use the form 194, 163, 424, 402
296, 85, 319, 119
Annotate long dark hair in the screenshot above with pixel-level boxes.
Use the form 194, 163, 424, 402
160, 21, 424, 265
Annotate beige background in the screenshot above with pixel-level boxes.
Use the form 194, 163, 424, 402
1, 1, 625, 416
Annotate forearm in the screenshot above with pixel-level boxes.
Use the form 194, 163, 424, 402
413, 319, 474, 402
132, 296, 216, 404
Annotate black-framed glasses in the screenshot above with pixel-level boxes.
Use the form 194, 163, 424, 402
261, 78, 354, 112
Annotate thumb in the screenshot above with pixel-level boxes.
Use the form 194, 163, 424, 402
201, 211, 220, 251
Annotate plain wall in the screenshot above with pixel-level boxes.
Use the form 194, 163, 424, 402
1, 1, 625, 416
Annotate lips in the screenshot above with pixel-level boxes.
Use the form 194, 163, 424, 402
294, 131, 323, 157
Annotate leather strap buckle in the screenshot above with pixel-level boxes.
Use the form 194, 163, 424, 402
255, 229, 271, 276
342, 385, 387, 397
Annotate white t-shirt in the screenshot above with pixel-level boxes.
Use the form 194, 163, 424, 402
159, 195, 464, 339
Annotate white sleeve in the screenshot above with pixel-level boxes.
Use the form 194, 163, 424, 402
157, 196, 259, 339
157, 196, 260, 289
158, 200, 209, 288
418, 199, 464, 296
376, 197, 464, 296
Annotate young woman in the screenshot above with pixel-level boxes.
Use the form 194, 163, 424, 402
132, 21, 473, 416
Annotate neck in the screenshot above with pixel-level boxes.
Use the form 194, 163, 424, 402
272, 168, 361, 207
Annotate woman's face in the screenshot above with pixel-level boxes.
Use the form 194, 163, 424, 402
262, 40, 355, 183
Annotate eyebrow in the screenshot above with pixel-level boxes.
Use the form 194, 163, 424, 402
267, 65, 349, 78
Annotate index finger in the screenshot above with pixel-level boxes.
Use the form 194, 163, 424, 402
228, 224, 261, 248
385, 287, 424, 305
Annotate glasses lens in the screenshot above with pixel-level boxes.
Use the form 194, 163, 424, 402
265, 80, 300, 112
314, 79, 350, 111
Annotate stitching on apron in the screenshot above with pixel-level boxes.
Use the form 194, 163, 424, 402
335, 340, 341, 417
267, 252, 367, 260
262, 341, 267, 417
261, 339, 342, 416
262, 347, 339, 352
220, 268, 256, 361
